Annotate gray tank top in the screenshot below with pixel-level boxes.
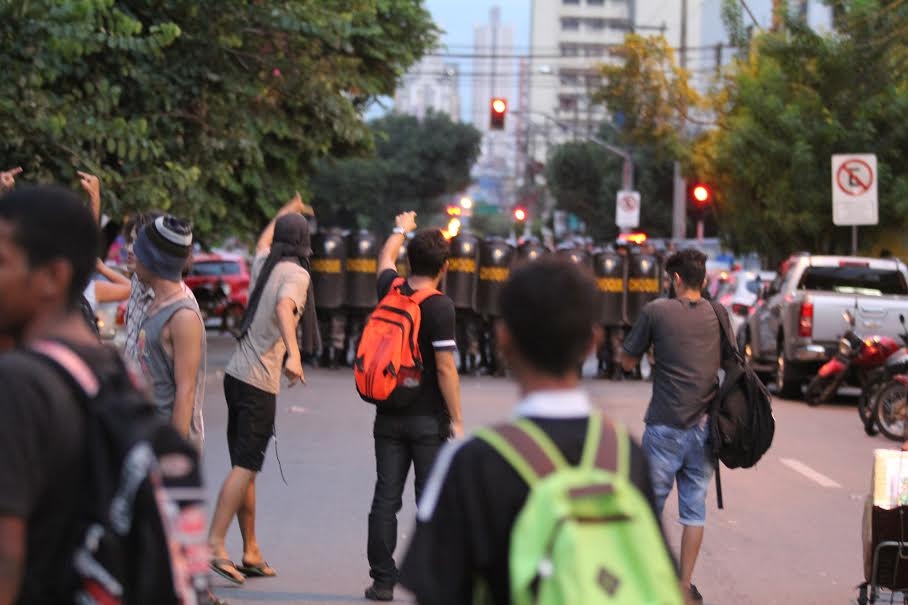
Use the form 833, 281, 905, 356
138, 295, 206, 449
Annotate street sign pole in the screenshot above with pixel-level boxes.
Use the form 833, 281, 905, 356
831, 153, 878, 256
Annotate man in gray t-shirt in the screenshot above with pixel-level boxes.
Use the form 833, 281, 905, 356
622, 248, 734, 605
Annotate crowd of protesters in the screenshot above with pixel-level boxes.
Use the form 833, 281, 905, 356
0, 169, 720, 605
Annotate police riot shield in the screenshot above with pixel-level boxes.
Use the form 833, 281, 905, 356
626, 253, 662, 325
556, 245, 593, 271
593, 250, 626, 326
443, 232, 479, 311
516, 238, 548, 264
310, 229, 347, 311
476, 237, 515, 317
345, 230, 379, 310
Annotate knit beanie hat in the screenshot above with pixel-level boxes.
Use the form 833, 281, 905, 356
133, 215, 193, 281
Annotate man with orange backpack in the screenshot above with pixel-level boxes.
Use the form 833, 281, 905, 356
357, 211, 463, 601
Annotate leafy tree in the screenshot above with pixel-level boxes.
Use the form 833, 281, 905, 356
697, 0, 908, 261
0, 0, 438, 236
310, 110, 482, 229
545, 35, 700, 241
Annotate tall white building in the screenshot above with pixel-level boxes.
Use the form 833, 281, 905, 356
526, 0, 633, 165
526, 0, 835, 166
471, 7, 518, 206
394, 55, 461, 120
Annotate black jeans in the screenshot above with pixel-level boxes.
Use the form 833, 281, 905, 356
367, 414, 447, 588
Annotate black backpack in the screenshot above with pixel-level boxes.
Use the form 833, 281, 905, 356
78, 292, 101, 339
708, 303, 776, 506
29, 340, 210, 605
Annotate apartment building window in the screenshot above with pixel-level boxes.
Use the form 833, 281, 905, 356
582, 43, 608, 57
563, 0, 580, 4
587, 0, 605, 5
560, 43, 580, 57
561, 17, 581, 31
559, 69, 581, 86
558, 94, 579, 112
587, 17, 606, 31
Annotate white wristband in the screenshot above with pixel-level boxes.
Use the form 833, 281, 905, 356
392, 226, 406, 235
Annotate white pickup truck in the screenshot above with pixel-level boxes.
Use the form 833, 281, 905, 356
740, 255, 908, 398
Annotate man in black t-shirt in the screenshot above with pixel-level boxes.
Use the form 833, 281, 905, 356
399, 258, 668, 605
364, 212, 463, 602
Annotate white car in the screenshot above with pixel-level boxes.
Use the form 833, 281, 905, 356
716, 270, 777, 339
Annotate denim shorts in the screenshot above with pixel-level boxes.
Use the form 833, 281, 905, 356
642, 419, 715, 526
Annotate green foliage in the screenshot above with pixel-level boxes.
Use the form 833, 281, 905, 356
0, 0, 438, 237
546, 35, 700, 242
698, 0, 908, 261
310, 110, 482, 229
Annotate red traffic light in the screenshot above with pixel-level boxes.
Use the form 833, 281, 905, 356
513, 207, 527, 222
692, 184, 711, 205
490, 97, 507, 130
445, 205, 461, 217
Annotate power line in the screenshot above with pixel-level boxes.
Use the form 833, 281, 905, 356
426, 43, 742, 60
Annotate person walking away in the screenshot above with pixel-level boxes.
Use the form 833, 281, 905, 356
399, 258, 679, 605
362, 211, 463, 601
208, 194, 316, 585
621, 248, 735, 604
132, 215, 206, 448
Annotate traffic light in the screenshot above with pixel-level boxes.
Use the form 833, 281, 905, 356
690, 183, 712, 208
490, 97, 507, 130
513, 206, 527, 222
445, 205, 462, 217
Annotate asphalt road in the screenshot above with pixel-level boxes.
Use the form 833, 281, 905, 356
200, 334, 898, 605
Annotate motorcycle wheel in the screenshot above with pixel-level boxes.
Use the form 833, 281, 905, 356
804, 374, 839, 406
874, 381, 908, 442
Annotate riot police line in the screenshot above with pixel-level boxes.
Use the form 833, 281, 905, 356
308, 228, 664, 377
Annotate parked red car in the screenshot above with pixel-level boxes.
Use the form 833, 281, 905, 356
184, 253, 251, 332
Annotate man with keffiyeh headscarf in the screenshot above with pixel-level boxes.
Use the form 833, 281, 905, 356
208, 194, 317, 585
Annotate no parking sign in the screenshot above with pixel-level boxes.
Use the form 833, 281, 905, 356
832, 154, 878, 226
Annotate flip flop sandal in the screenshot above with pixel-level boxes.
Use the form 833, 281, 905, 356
237, 561, 278, 578
210, 558, 245, 585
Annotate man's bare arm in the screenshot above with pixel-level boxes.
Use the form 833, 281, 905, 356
377, 211, 417, 275
276, 297, 305, 387
77, 172, 101, 225
255, 192, 313, 255
93, 260, 132, 303
0, 516, 25, 605
435, 350, 463, 438
169, 309, 204, 439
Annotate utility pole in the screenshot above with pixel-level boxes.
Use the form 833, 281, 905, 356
672, 0, 688, 240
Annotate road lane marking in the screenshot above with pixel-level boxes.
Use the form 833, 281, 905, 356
780, 458, 842, 489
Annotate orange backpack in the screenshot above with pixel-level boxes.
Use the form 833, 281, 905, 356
355, 277, 441, 406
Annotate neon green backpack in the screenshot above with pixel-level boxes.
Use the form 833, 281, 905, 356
474, 413, 683, 605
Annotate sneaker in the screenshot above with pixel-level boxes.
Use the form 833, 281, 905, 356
689, 584, 704, 604
364, 584, 393, 602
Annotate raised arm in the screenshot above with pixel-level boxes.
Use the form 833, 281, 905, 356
255, 192, 314, 255
77, 172, 101, 225
92, 259, 132, 304
0, 167, 22, 194
377, 211, 417, 275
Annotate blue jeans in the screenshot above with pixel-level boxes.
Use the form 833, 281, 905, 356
642, 420, 715, 526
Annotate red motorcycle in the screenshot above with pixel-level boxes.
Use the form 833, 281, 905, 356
804, 311, 908, 410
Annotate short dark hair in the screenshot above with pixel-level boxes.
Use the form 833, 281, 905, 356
0, 186, 100, 307
406, 229, 450, 277
665, 248, 707, 290
499, 257, 598, 376
122, 210, 164, 243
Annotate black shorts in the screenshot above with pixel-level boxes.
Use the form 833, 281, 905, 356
224, 374, 276, 472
